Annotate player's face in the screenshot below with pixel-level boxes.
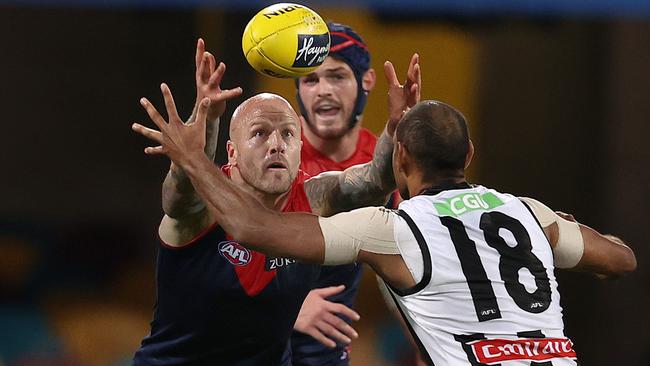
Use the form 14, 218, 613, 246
298, 57, 358, 139
230, 102, 301, 195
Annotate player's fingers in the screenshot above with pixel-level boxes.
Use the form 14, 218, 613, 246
213, 87, 244, 102
195, 98, 210, 126
408, 83, 419, 106
160, 83, 182, 122
317, 321, 351, 345
139, 98, 168, 131
132, 123, 163, 143
307, 328, 337, 349
195, 38, 205, 69
208, 62, 226, 90
196, 53, 206, 84
415, 65, 422, 99
383, 60, 400, 87
199, 53, 211, 84
406, 53, 419, 84
144, 145, 165, 155
330, 302, 360, 321
407, 63, 420, 91
414, 62, 422, 88
324, 313, 358, 339
206, 51, 216, 74
313, 285, 345, 297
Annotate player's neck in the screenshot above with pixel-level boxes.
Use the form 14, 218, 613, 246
303, 123, 361, 163
409, 172, 466, 197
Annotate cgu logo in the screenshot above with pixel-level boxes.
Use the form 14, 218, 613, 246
449, 193, 489, 215
218, 241, 251, 266
263, 5, 303, 19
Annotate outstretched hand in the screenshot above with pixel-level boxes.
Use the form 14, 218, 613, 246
294, 285, 360, 348
384, 53, 421, 136
133, 83, 210, 167
192, 38, 243, 122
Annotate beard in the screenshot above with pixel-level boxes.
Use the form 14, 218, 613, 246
239, 167, 294, 195
304, 114, 350, 140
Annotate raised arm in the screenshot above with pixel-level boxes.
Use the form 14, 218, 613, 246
134, 84, 325, 260
162, 38, 242, 219
305, 54, 421, 217
521, 197, 637, 279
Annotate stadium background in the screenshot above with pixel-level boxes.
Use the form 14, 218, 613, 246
0, 0, 648, 365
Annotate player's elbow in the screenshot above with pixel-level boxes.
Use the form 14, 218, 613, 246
162, 201, 183, 219
618, 247, 637, 275
601, 247, 637, 279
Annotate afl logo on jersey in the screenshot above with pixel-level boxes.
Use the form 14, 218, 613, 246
218, 241, 251, 266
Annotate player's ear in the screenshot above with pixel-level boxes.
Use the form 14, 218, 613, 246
362, 68, 376, 92
464, 139, 474, 170
227, 140, 237, 165
396, 141, 409, 175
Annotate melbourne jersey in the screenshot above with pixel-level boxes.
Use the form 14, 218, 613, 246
389, 183, 577, 365
133, 169, 320, 366
291, 128, 377, 365
300, 128, 377, 176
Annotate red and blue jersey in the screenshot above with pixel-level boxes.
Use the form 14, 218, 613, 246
134, 169, 320, 366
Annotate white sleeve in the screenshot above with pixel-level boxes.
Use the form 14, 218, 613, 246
318, 207, 400, 265
520, 197, 584, 268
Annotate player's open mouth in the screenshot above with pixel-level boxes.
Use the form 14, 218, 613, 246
266, 162, 287, 171
315, 104, 340, 117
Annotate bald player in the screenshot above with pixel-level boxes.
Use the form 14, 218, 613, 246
131, 40, 419, 365
135, 98, 636, 365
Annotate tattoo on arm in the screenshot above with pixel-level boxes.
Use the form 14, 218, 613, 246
162, 118, 221, 218
306, 128, 396, 216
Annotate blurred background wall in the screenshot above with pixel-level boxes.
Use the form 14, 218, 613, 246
0, 1, 648, 365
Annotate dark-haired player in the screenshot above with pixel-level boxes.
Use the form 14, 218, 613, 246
135, 97, 636, 365
131, 38, 419, 365
291, 22, 415, 365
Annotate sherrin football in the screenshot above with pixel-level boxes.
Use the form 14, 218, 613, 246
242, 3, 330, 78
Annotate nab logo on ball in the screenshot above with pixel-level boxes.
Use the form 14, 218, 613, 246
218, 241, 251, 266
262, 4, 302, 19
293, 33, 330, 68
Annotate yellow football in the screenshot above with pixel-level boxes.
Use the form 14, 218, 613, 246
242, 3, 330, 78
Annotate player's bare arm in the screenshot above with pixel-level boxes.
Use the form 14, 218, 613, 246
552, 212, 636, 278
162, 39, 243, 221
305, 54, 421, 216
133, 85, 325, 258
522, 198, 636, 279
